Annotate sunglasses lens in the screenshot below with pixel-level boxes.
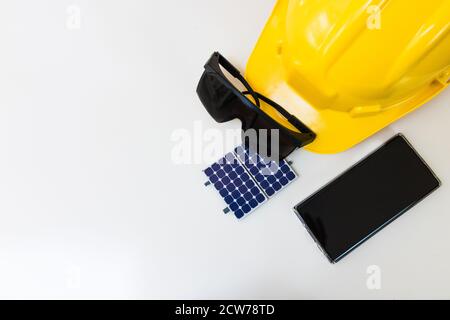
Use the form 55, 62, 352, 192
243, 115, 297, 160
197, 72, 237, 122
197, 72, 256, 125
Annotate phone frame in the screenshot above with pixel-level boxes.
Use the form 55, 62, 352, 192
293, 134, 441, 263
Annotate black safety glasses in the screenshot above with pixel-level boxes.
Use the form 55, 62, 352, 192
197, 52, 316, 160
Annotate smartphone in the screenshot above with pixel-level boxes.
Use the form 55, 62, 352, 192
294, 134, 441, 263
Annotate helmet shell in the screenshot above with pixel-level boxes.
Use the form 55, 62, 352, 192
246, 0, 450, 153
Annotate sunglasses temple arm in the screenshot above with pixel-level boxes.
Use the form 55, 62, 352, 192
243, 91, 314, 134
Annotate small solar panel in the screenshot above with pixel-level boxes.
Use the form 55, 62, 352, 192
204, 146, 297, 220
204, 152, 267, 219
234, 146, 297, 197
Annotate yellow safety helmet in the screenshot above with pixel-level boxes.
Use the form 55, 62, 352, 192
246, 0, 450, 154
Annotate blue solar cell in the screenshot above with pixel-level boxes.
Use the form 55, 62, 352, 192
249, 199, 258, 208
235, 210, 245, 219
256, 194, 266, 203
250, 167, 259, 175
260, 180, 269, 189
224, 196, 233, 205
251, 187, 260, 196
286, 172, 296, 181
229, 171, 237, 180
237, 197, 246, 206
244, 192, 253, 201
222, 176, 230, 185
273, 182, 282, 191
217, 170, 226, 179
230, 203, 239, 211
267, 176, 276, 184
242, 205, 251, 214
210, 175, 219, 184
266, 188, 275, 197
255, 174, 265, 183
205, 168, 214, 177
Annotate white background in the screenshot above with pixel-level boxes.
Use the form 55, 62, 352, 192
0, 0, 449, 299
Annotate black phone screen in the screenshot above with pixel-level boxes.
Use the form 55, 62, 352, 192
294, 135, 440, 263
